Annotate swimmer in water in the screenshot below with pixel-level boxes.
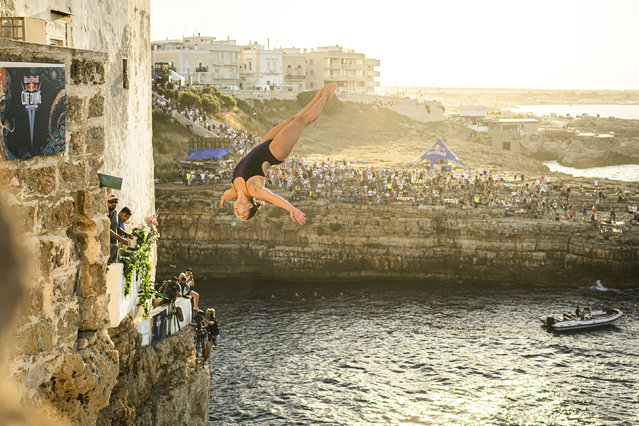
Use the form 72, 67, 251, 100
220, 84, 337, 224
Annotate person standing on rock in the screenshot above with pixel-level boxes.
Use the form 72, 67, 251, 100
220, 84, 337, 224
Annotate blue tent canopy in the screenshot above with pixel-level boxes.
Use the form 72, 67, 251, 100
152, 74, 161, 80
182, 148, 228, 161
404, 139, 468, 170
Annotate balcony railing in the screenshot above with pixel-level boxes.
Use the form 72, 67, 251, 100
106, 263, 141, 327
135, 298, 192, 347
285, 74, 306, 80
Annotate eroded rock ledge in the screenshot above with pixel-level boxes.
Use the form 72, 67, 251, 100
156, 187, 638, 288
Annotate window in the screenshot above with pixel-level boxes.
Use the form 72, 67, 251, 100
0, 18, 25, 40
503, 142, 511, 151
122, 58, 129, 89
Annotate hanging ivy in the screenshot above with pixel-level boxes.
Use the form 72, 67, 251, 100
117, 225, 160, 319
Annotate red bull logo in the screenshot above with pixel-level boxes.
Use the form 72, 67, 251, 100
426, 144, 446, 156
21, 75, 42, 146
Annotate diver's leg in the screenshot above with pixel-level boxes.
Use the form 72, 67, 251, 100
262, 86, 329, 141
269, 85, 336, 161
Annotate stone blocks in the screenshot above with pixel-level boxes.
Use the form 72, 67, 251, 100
71, 59, 106, 85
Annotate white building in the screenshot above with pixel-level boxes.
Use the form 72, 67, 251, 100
305, 45, 379, 95
281, 47, 306, 92
238, 43, 283, 90
366, 58, 381, 94
152, 36, 241, 88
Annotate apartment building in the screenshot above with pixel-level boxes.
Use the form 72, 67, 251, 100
281, 47, 307, 92
238, 43, 283, 90
152, 36, 241, 88
151, 36, 380, 94
305, 46, 379, 95
366, 58, 381, 94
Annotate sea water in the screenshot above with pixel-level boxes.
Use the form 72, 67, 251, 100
543, 161, 639, 182
199, 279, 639, 424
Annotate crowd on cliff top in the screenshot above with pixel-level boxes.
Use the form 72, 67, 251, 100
152, 93, 638, 224
153, 94, 261, 157
192, 158, 637, 224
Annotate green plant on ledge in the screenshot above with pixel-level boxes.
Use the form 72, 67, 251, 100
118, 223, 160, 319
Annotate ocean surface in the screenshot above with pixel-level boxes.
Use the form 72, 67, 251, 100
511, 104, 639, 120
199, 279, 639, 424
543, 161, 639, 182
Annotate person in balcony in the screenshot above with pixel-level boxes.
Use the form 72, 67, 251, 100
220, 84, 337, 224
107, 194, 130, 263
117, 206, 134, 240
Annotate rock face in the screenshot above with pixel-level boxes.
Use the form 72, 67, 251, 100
96, 317, 210, 426
0, 40, 119, 424
156, 188, 639, 287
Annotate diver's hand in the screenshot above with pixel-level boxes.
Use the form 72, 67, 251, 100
290, 208, 306, 225
220, 190, 232, 208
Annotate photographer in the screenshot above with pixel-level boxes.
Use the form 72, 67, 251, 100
205, 308, 220, 346
160, 277, 182, 304
179, 268, 200, 312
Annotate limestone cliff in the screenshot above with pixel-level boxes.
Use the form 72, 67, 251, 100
156, 187, 638, 288
97, 316, 209, 426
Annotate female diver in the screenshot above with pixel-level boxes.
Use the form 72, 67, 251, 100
220, 84, 336, 225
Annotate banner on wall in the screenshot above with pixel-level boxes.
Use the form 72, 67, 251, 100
0, 62, 66, 161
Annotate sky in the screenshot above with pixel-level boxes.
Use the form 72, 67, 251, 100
150, 0, 639, 90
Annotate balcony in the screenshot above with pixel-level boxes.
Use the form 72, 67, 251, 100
195, 66, 208, 72
285, 73, 306, 80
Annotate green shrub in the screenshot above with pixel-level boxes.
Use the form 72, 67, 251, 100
220, 93, 238, 110
201, 94, 221, 114
178, 91, 201, 108
201, 86, 219, 95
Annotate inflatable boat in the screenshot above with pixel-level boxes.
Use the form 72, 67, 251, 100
540, 309, 623, 331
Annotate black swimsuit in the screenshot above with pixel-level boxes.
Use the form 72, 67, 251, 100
232, 139, 283, 183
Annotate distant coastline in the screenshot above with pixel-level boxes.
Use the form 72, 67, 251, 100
511, 104, 639, 119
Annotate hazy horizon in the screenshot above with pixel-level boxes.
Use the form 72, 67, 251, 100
151, 0, 639, 91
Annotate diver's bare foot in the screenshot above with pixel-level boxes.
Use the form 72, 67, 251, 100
324, 84, 337, 100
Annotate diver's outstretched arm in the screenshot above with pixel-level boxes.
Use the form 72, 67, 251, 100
220, 186, 238, 207
250, 186, 306, 225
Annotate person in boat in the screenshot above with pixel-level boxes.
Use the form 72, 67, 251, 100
220, 84, 337, 224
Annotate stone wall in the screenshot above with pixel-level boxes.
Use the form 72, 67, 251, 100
0, 40, 117, 424
96, 316, 210, 426
156, 188, 639, 288
6, 0, 155, 224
